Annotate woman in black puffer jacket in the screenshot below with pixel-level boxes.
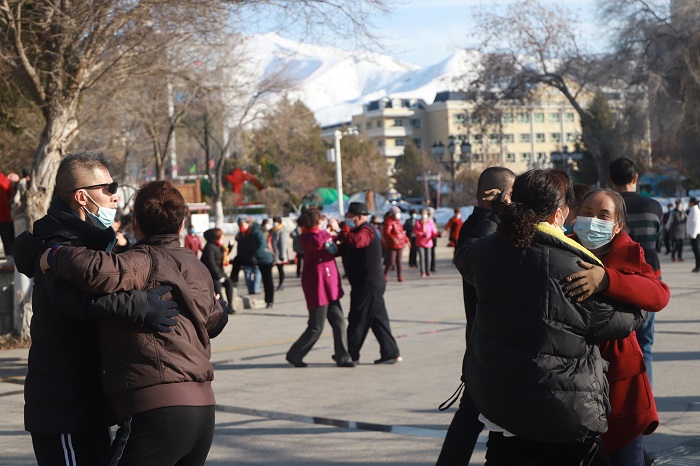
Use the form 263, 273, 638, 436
460, 169, 642, 466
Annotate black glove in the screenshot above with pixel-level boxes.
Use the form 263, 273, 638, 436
145, 285, 179, 333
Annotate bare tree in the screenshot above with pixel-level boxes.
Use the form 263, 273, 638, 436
0, 0, 391, 338
601, 0, 700, 170
465, 0, 631, 183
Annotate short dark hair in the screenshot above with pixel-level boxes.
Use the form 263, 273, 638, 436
133, 181, 187, 236
55, 151, 111, 203
498, 169, 573, 248
272, 215, 282, 223
609, 158, 638, 186
572, 183, 593, 209
477, 166, 516, 201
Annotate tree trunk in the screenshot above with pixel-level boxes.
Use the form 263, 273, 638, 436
16, 104, 79, 339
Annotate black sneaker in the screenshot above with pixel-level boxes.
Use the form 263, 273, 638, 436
374, 356, 403, 365
286, 357, 307, 368
266, 302, 274, 308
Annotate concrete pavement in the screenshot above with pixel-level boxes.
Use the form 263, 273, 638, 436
1, 245, 699, 465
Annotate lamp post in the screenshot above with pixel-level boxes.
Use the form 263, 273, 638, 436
431, 135, 472, 197
330, 127, 359, 216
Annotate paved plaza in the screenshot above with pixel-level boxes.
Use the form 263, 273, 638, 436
1, 245, 699, 465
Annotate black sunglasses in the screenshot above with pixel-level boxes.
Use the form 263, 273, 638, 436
70, 181, 119, 195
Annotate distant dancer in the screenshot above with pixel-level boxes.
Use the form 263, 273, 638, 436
444, 208, 463, 247
0, 172, 14, 257
331, 202, 401, 364
428, 207, 438, 272
286, 209, 354, 368
230, 216, 275, 308
414, 208, 437, 277
687, 197, 700, 272
382, 206, 407, 282
185, 227, 204, 257
201, 228, 235, 312
270, 216, 289, 291
403, 209, 418, 267
668, 199, 687, 262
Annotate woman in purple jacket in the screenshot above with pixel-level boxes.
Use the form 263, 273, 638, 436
286, 208, 354, 368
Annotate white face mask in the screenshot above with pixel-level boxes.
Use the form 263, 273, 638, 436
456, 214, 461, 219
84, 193, 117, 230
395, 213, 402, 220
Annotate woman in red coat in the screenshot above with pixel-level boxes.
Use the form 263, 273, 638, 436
382, 206, 408, 282
565, 189, 670, 466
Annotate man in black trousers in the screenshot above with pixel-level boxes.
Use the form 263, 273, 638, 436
437, 166, 514, 465
330, 202, 401, 364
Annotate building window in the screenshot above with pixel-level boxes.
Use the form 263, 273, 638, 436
502, 113, 514, 123
377, 120, 384, 128
521, 153, 531, 161
411, 118, 421, 129
534, 112, 544, 123
453, 113, 466, 124
393, 119, 404, 127
537, 152, 547, 160
565, 112, 575, 123
520, 133, 531, 143
535, 133, 545, 143
395, 138, 406, 147
503, 134, 515, 143
551, 133, 561, 143
566, 133, 576, 142
506, 153, 516, 162
488, 134, 500, 143
366, 121, 372, 129
549, 112, 561, 123
474, 134, 483, 143
470, 113, 481, 124
377, 140, 385, 147
517, 112, 530, 123
413, 138, 422, 148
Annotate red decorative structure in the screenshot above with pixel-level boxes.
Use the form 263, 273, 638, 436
225, 168, 266, 206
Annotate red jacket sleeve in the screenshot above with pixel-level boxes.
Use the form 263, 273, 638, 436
604, 242, 670, 313
340, 224, 374, 248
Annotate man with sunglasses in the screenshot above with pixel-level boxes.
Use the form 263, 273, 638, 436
14, 151, 179, 465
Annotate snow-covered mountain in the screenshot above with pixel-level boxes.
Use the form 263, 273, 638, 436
241, 33, 480, 126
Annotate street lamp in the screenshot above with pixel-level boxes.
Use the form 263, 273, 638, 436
330, 127, 359, 216
432, 136, 473, 187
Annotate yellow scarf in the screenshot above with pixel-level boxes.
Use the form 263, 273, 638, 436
535, 222, 603, 266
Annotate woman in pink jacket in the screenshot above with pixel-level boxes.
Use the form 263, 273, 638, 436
414, 208, 437, 277
286, 208, 354, 368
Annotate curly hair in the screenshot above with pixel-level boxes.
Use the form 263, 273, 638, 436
498, 169, 573, 248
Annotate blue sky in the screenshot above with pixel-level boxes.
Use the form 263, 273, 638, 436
372, 0, 606, 66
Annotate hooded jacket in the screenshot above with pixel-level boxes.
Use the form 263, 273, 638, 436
50, 235, 226, 420
461, 223, 642, 443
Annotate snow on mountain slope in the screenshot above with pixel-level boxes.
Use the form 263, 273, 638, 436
240, 33, 479, 126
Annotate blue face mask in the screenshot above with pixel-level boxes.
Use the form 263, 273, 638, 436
84, 193, 117, 230
345, 218, 355, 229
411, 214, 418, 220
573, 216, 617, 250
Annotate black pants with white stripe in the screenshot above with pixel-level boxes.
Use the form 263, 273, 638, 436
31, 430, 111, 466
108, 405, 215, 466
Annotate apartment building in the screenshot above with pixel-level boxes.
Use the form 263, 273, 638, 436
350, 87, 585, 174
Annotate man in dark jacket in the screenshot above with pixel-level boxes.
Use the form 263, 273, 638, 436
438, 166, 515, 465
230, 215, 275, 308
330, 202, 401, 364
14, 151, 179, 465
610, 157, 663, 385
